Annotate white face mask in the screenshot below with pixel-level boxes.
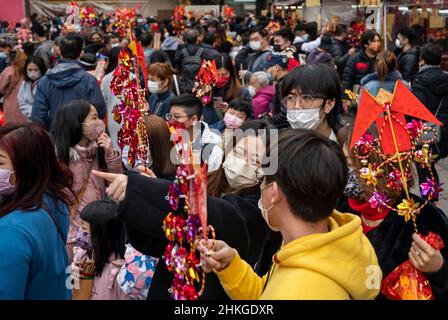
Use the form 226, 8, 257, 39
258, 183, 280, 232
248, 86, 256, 97
287, 108, 324, 130
27, 70, 41, 81
249, 41, 262, 51
164, 32, 170, 38
395, 38, 402, 49
148, 80, 161, 94
222, 152, 259, 189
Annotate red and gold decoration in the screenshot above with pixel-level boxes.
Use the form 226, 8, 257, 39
110, 31, 149, 168
350, 82, 444, 300
172, 5, 186, 35
114, 8, 138, 38
223, 5, 235, 22
193, 60, 218, 105
265, 21, 281, 36
16, 18, 33, 45
79, 6, 96, 27
163, 123, 215, 300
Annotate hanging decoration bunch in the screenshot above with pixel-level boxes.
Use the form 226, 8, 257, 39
172, 5, 186, 35
63, 1, 80, 33
350, 83, 445, 300
193, 60, 218, 105
79, 6, 97, 27
347, 21, 365, 48
223, 5, 235, 23
110, 30, 149, 168
114, 8, 138, 38
162, 122, 215, 300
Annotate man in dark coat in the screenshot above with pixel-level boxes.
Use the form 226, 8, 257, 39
330, 24, 357, 78
31, 33, 106, 130
396, 28, 421, 82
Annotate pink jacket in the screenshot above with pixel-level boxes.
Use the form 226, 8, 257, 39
91, 255, 130, 300
0, 66, 26, 124
252, 85, 276, 118
67, 142, 122, 247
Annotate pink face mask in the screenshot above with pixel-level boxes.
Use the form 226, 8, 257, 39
83, 120, 105, 141
0, 168, 16, 195
224, 112, 244, 129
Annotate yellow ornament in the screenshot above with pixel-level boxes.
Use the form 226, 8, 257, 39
397, 198, 420, 222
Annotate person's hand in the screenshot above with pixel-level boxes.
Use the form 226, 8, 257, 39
216, 102, 229, 113
348, 47, 357, 55
135, 165, 157, 178
238, 70, 247, 80
92, 170, 128, 203
198, 239, 235, 273
342, 100, 351, 113
97, 133, 114, 157
409, 233, 444, 274
177, 35, 184, 46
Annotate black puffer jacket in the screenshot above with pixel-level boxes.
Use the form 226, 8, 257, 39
342, 50, 375, 96
330, 38, 351, 77
411, 66, 448, 157
397, 46, 421, 82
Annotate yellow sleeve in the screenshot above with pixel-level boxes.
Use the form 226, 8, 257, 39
215, 250, 268, 300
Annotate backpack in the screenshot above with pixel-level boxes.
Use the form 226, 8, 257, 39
179, 47, 204, 94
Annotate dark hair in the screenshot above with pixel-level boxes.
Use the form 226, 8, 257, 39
421, 43, 442, 66
80, 52, 97, 71
60, 33, 84, 60
376, 50, 397, 82
305, 22, 318, 40
34, 22, 50, 38
80, 201, 125, 276
143, 114, 177, 178
105, 46, 122, 74
22, 42, 35, 58
170, 94, 203, 117
215, 54, 242, 102
184, 29, 199, 44
274, 28, 294, 44
139, 32, 153, 47
294, 22, 306, 32
281, 64, 342, 133
203, 31, 217, 46
24, 55, 47, 82
265, 129, 348, 222
335, 24, 347, 37
361, 30, 380, 50
249, 26, 268, 38
228, 97, 252, 119
0, 124, 74, 217
149, 50, 170, 65
51, 100, 106, 170
208, 119, 275, 197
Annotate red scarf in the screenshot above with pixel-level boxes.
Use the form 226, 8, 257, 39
348, 198, 391, 234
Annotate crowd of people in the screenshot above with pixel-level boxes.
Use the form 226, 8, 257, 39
0, 9, 447, 301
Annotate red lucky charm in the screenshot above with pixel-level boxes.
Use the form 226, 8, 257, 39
193, 60, 218, 105
381, 232, 445, 300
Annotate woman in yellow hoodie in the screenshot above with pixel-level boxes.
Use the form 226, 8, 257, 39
200, 129, 382, 300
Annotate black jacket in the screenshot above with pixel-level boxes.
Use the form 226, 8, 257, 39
330, 38, 351, 77
342, 50, 375, 97
117, 173, 270, 300
365, 195, 448, 300
270, 77, 290, 130
411, 66, 448, 157
397, 46, 420, 82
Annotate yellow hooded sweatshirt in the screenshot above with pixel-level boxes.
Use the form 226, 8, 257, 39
216, 211, 382, 300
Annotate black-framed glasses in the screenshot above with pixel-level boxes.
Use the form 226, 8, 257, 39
165, 113, 193, 122
283, 94, 327, 108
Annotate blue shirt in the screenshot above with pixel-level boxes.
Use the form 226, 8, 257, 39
0, 195, 71, 300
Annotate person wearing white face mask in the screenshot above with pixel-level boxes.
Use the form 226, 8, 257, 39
199, 129, 381, 300
18, 55, 47, 121
235, 27, 272, 85
281, 64, 342, 142
147, 62, 175, 119
92, 119, 278, 299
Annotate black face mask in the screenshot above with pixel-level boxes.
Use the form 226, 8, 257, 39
273, 44, 282, 52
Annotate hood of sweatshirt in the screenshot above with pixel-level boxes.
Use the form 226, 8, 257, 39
274, 211, 381, 300
45, 60, 86, 88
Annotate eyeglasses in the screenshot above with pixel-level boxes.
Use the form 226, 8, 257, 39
283, 94, 326, 109
165, 113, 193, 122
